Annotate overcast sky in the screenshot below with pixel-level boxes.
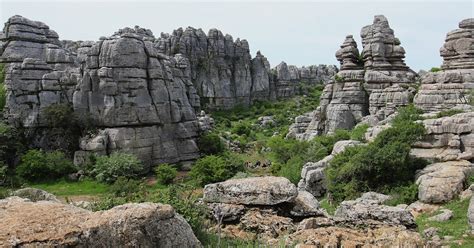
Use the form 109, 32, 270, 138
1, 0, 473, 71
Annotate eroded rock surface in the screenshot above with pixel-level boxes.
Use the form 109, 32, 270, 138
0, 197, 201, 247
414, 18, 474, 112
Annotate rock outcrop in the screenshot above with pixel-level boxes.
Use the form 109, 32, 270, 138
0, 196, 201, 247
72, 26, 201, 167
288, 15, 416, 139
468, 196, 474, 232
1, 16, 201, 167
157, 27, 337, 109
414, 18, 474, 112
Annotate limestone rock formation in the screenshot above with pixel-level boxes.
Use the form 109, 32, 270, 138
468, 196, 474, 232
0, 196, 201, 247
157, 27, 337, 109
416, 160, 474, 204
11, 188, 60, 202
411, 112, 474, 162
203, 176, 297, 205
414, 18, 474, 112
288, 15, 416, 139
334, 196, 416, 228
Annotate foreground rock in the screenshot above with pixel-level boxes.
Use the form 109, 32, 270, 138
0, 197, 201, 247
334, 193, 416, 228
203, 176, 297, 205
416, 160, 474, 204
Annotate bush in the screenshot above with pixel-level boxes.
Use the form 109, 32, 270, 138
350, 124, 369, 142
430, 67, 441, 72
326, 106, 426, 203
190, 153, 245, 186
384, 183, 419, 206
16, 149, 75, 182
155, 163, 177, 185
93, 153, 145, 183
0, 122, 24, 167
277, 155, 305, 184
267, 136, 309, 164
435, 109, 464, 118
197, 132, 225, 155
231, 121, 253, 137
108, 176, 143, 198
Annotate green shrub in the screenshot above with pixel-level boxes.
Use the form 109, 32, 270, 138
231, 121, 253, 136
190, 153, 244, 186
197, 132, 225, 155
155, 163, 177, 185
305, 141, 329, 163
108, 176, 143, 198
350, 124, 369, 142
43, 103, 76, 127
326, 107, 426, 203
93, 153, 145, 183
0, 122, 24, 167
392, 104, 423, 125
277, 155, 305, 184
267, 136, 309, 164
430, 67, 441, 72
435, 109, 464, 118
384, 183, 419, 206
16, 149, 75, 182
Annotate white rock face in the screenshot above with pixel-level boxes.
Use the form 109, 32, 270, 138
203, 176, 298, 205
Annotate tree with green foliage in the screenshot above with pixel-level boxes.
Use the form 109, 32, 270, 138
197, 132, 226, 155
16, 149, 75, 182
93, 152, 145, 183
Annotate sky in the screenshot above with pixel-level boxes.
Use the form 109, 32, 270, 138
1, 0, 473, 71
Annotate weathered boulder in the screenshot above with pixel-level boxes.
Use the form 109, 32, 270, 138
289, 190, 326, 217
414, 18, 474, 112
203, 176, 297, 205
334, 193, 416, 228
239, 208, 295, 240
197, 110, 214, 132
207, 203, 245, 222
427, 209, 453, 222
11, 188, 59, 203
0, 197, 201, 247
287, 226, 424, 247
416, 160, 474, 204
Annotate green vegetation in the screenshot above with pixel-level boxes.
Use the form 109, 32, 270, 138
197, 132, 225, 155
16, 149, 75, 182
350, 123, 369, 141
417, 198, 474, 247
155, 163, 177, 185
435, 109, 465, 118
29, 179, 109, 196
430, 67, 441, 72
319, 198, 336, 215
189, 153, 244, 186
93, 152, 145, 183
326, 105, 427, 203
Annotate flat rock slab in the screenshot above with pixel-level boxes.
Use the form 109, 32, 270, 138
203, 176, 297, 205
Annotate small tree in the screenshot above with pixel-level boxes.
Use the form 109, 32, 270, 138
16, 149, 75, 182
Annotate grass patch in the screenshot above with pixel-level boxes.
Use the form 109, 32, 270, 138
319, 198, 337, 215
416, 198, 474, 247
28, 179, 110, 196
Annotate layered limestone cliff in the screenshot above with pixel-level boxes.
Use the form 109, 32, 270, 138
0, 16, 201, 167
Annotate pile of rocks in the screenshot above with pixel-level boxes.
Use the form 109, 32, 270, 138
0, 193, 201, 247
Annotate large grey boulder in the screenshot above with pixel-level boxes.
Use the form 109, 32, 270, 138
334, 193, 416, 228
416, 160, 474, 204
203, 176, 297, 205
0, 197, 201, 247
289, 190, 327, 217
